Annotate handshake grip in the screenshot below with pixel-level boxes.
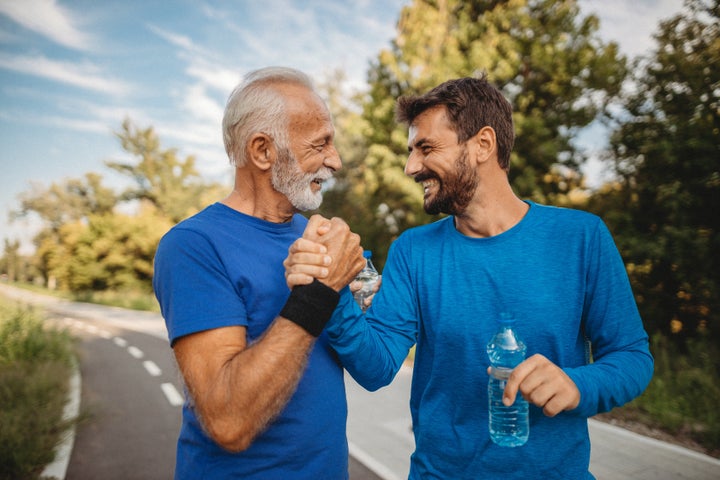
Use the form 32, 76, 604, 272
304, 215, 366, 291
281, 215, 365, 336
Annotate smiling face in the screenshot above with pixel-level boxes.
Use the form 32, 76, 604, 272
271, 84, 340, 211
271, 146, 333, 211
405, 106, 479, 215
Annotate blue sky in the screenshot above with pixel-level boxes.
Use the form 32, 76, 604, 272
0, 0, 684, 253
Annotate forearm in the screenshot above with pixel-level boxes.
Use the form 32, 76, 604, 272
181, 319, 314, 452
564, 337, 654, 417
326, 288, 415, 391
177, 281, 339, 452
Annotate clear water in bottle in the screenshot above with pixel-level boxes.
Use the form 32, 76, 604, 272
487, 315, 529, 447
353, 251, 379, 312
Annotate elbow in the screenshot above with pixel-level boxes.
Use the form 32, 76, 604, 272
363, 377, 393, 392
349, 367, 395, 392
214, 434, 254, 454
204, 417, 256, 453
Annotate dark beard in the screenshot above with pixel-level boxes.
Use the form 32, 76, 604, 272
423, 146, 478, 215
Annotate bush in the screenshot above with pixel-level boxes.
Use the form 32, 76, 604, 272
0, 299, 75, 480
631, 333, 720, 453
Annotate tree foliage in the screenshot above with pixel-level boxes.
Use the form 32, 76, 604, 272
36, 207, 173, 293
320, 0, 628, 268
590, 0, 719, 348
9, 120, 223, 293
12, 173, 116, 232
108, 119, 222, 224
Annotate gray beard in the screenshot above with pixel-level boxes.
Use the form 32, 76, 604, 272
271, 147, 330, 211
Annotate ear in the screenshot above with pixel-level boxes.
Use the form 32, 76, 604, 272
471, 126, 497, 166
247, 133, 275, 171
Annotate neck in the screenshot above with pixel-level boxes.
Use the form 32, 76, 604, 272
221, 169, 296, 223
453, 172, 528, 238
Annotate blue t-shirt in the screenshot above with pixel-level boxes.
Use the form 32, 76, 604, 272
326, 201, 653, 479
153, 203, 348, 480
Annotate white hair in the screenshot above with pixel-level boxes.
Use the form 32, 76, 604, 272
222, 66, 316, 167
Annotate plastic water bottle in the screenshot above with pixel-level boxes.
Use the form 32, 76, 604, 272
487, 314, 529, 447
353, 251, 379, 312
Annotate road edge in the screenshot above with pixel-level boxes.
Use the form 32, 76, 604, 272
41, 356, 81, 480
588, 418, 720, 466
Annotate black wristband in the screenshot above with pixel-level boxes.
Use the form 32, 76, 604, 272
280, 279, 340, 337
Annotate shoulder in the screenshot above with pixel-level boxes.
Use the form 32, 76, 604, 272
397, 216, 452, 243
529, 202, 604, 232
159, 205, 218, 244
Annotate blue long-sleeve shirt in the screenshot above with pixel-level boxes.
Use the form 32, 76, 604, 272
326, 201, 653, 479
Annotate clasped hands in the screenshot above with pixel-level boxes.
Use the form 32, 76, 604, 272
284, 214, 368, 293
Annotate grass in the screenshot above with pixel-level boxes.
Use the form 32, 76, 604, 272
11, 281, 160, 312
0, 296, 76, 480
598, 333, 720, 457
72, 289, 160, 312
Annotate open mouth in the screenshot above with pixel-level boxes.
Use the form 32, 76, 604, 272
422, 178, 439, 195
311, 177, 325, 191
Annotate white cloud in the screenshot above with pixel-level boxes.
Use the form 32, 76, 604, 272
0, 0, 92, 51
185, 63, 240, 94
582, 0, 685, 57
147, 24, 211, 57
182, 83, 224, 122
0, 53, 131, 95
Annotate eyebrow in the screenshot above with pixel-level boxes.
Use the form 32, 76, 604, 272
408, 138, 430, 152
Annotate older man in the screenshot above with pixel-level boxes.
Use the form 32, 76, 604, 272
153, 67, 364, 479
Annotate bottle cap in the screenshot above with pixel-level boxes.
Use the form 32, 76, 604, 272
363, 250, 372, 259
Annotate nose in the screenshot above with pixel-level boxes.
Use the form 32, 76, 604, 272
324, 145, 342, 171
404, 149, 421, 177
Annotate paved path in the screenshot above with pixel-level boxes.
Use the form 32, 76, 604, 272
2, 284, 718, 479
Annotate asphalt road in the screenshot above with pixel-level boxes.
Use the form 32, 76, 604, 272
58, 314, 180, 479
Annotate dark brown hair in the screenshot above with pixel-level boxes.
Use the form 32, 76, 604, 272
396, 75, 515, 170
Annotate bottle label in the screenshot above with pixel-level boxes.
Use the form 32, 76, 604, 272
489, 366, 513, 380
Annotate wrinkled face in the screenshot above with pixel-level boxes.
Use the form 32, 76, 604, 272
272, 84, 341, 211
271, 147, 332, 211
405, 106, 478, 215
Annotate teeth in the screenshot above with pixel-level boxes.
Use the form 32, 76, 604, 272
422, 179, 437, 192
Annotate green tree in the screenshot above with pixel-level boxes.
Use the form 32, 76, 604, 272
0, 240, 20, 282
326, 0, 628, 267
14, 120, 225, 292
12, 172, 116, 232
316, 70, 399, 261
592, 0, 719, 347
41, 206, 173, 292
107, 119, 225, 224
12, 173, 118, 286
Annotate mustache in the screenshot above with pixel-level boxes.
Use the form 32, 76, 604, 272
414, 171, 439, 184
313, 167, 334, 182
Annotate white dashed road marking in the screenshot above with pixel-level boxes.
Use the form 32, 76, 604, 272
127, 346, 144, 359
98, 329, 112, 339
161, 383, 184, 406
143, 360, 162, 377
64, 318, 182, 408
